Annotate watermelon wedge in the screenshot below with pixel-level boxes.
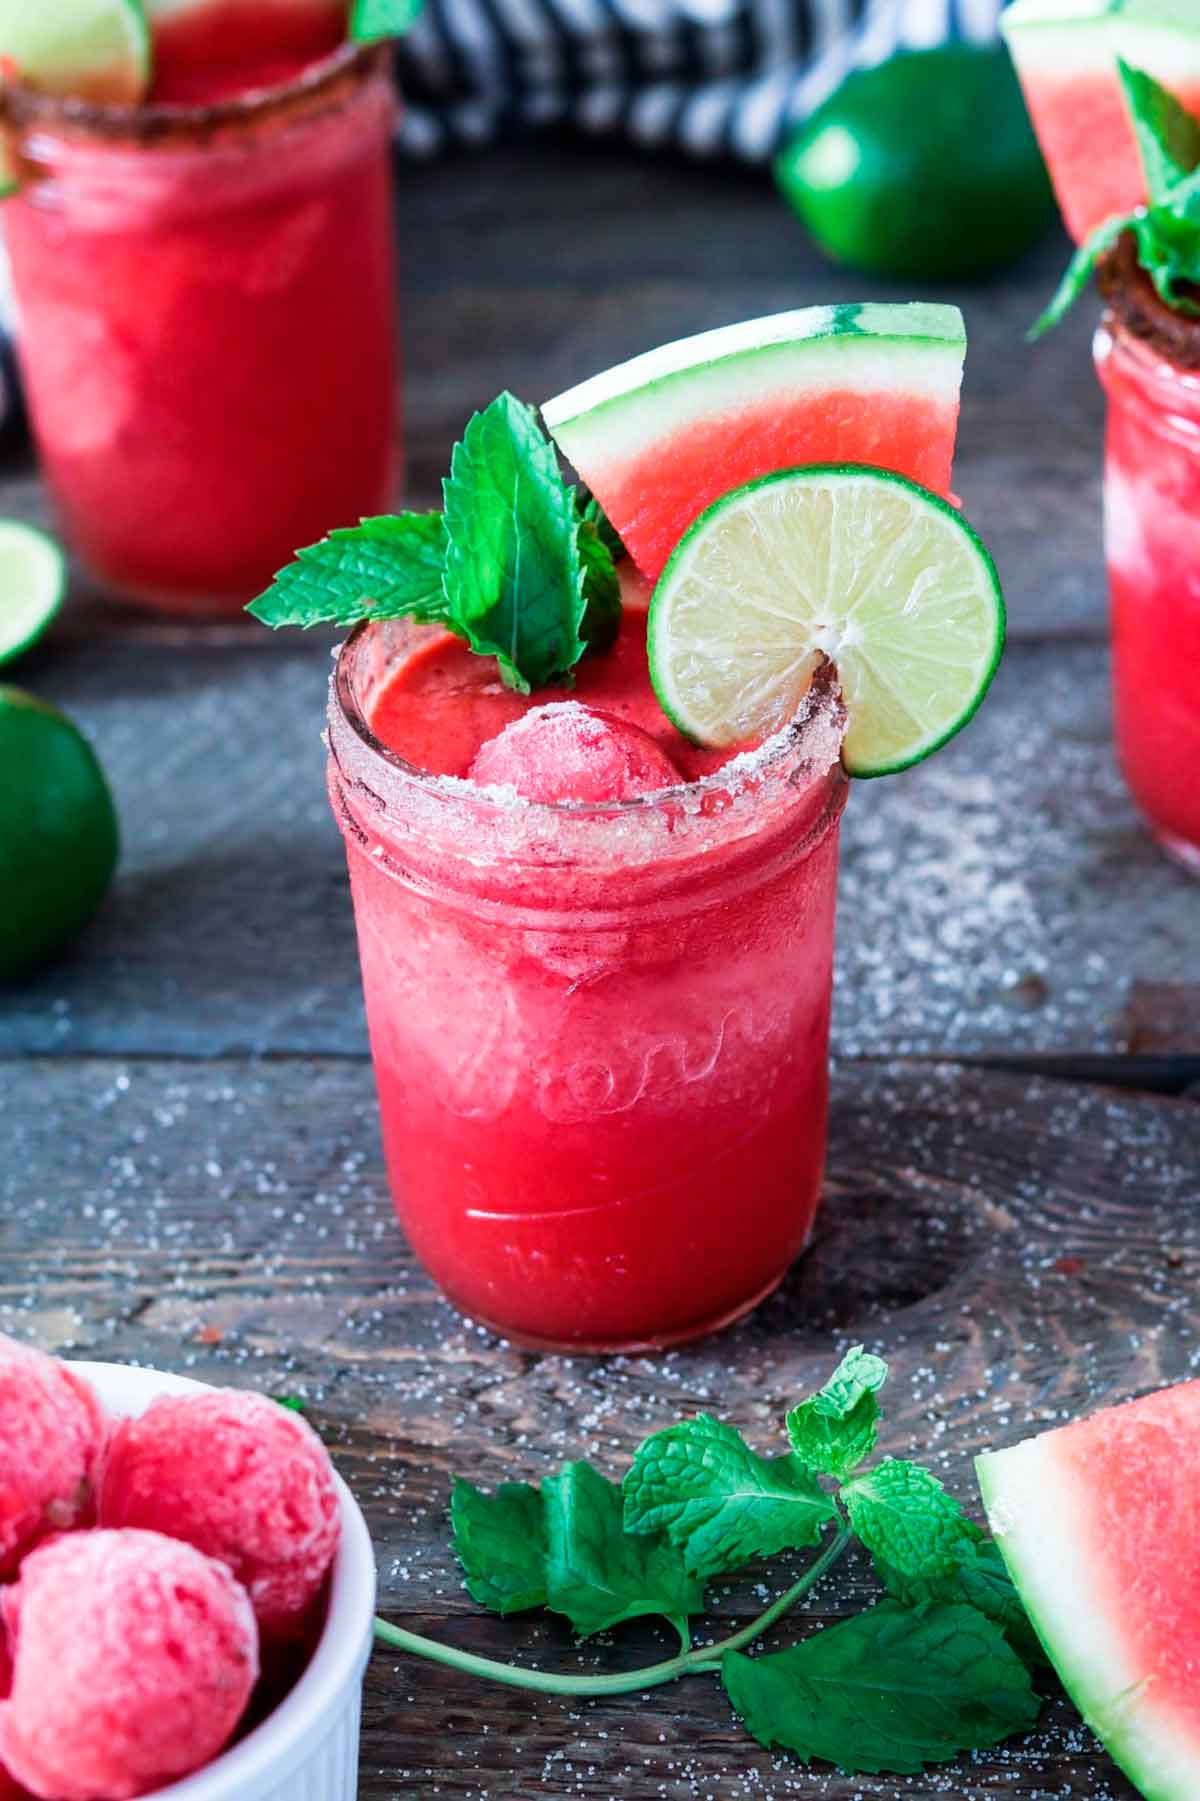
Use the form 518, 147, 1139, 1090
541, 303, 965, 582
977, 1379, 1200, 1801
1003, 0, 1200, 243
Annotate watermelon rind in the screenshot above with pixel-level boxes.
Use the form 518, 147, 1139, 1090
978, 1432, 1198, 1801
542, 303, 965, 473
0, 0, 151, 104
1002, 0, 1200, 80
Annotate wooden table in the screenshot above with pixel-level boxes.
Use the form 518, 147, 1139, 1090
3, 140, 1198, 1800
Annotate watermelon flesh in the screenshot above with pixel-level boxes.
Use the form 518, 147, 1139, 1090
1003, 1, 1200, 243
977, 1379, 1200, 1800
542, 303, 965, 582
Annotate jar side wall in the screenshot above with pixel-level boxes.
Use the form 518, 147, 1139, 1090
1096, 320, 1200, 862
340, 791, 841, 1347
5, 70, 398, 611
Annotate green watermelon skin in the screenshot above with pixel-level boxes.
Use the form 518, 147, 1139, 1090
977, 1379, 1200, 1801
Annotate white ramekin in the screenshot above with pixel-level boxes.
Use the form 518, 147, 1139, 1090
64, 1361, 376, 1801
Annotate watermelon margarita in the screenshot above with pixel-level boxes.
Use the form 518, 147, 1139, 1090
1095, 314, 1200, 870
1, 34, 397, 613
283, 307, 994, 1349
327, 599, 848, 1351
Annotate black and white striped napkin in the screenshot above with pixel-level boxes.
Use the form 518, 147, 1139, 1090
392, 0, 1004, 162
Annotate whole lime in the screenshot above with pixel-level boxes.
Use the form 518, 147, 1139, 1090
774, 44, 1056, 281
0, 686, 119, 979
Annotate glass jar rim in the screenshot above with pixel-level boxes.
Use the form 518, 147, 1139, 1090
330, 617, 849, 829
0, 39, 387, 151
1096, 314, 1200, 421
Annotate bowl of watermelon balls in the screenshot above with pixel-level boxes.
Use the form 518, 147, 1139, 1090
0, 1334, 376, 1801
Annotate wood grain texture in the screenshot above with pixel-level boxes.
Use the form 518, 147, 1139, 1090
4, 1054, 1198, 1798
2, 636, 1196, 1060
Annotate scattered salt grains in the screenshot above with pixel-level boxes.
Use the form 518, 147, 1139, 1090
5, 923, 1195, 1783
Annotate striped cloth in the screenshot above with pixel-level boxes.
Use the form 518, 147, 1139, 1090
392, 0, 1005, 163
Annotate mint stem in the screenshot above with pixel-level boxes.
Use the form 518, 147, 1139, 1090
372, 1527, 852, 1697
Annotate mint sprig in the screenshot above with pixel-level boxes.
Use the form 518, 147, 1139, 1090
247, 394, 622, 693
373, 1350, 1046, 1778
1034, 61, 1200, 336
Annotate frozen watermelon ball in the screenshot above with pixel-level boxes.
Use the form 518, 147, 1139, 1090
0, 1334, 105, 1578
99, 1387, 340, 1643
0, 1529, 258, 1801
469, 702, 681, 803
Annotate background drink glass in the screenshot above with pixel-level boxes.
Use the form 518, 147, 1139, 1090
1095, 320, 1200, 872
1, 44, 398, 616
327, 618, 848, 1353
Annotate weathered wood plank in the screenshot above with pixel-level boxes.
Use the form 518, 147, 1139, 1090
0, 143, 1104, 645
3, 1055, 1197, 1797
2, 638, 1196, 1060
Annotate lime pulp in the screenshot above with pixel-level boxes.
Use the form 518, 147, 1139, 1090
647, 464, 1005, 778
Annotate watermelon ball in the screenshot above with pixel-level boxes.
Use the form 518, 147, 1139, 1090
0, 1529, 258, 1801
0, 1334, 106, 1579
774, 45, 1056, 280
99, 1388, 341, 1645
469, 702, 682, 803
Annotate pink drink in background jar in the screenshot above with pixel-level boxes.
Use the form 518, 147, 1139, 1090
2, 26, 397, 614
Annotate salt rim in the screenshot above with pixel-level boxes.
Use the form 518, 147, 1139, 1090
0, 39, 386, 150
330, 619, 848, 826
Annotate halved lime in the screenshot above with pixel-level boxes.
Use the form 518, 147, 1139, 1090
0, 687, 119, 979
647, 465, 1005, 778
0, 0, 151, 105
0, 523, 68, 667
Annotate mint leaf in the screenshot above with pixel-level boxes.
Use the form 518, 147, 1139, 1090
581, 494, 623, 562
443, 392, 586, 694
623, 1415, 835, 1578
543, 1461, 704, 1641
1119, 59, 1200, 203
1134, 172, 1200, 314
350, 0, 424, 41
1030, 213, 1129, 339
878, 1537, 1045, 1667
576, 511, 621, 656
842, 1460, 970, 1581
450, 1478, 548, 1616
247, 512, 448, 630
722, 1601, 1040, 1774
786, 1346, 888, 1479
